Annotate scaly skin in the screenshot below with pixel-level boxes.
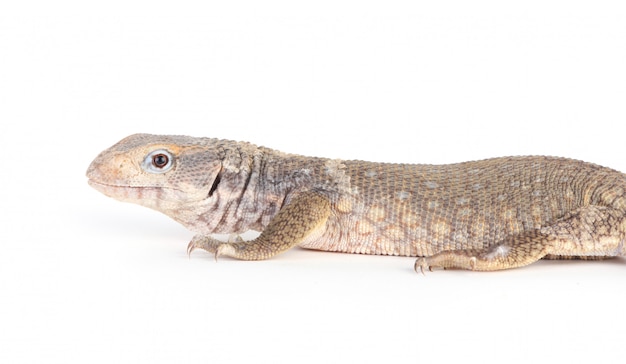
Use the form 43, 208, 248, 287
86, 134, 626, 272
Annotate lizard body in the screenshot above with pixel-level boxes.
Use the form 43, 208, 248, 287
86, 134, 626, 271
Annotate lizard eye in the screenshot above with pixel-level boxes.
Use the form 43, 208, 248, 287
152, 154, 169, 168
142, 149, 174, 173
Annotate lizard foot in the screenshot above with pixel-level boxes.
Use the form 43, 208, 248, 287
414, 255, 478, 274
414, 258, 433, 275
187, 234, 223, 261
412, 231, 556, 272
187, 234, 242, 261
228, 234, 244, 243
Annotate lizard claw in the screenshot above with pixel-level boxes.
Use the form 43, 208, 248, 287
187, 234, 221, 260
186, 240, 196, 258
187, 234, 238, 262
214, 246, 221, 262
414, 258, 432, 275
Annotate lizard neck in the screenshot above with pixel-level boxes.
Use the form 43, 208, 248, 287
179, 145, 330, 234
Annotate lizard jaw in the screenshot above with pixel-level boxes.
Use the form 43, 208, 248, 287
87, 180, 165, 203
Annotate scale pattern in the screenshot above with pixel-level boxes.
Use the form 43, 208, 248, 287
87, 134, 626, 271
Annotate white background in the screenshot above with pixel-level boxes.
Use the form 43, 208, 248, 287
1, 1, 625, 363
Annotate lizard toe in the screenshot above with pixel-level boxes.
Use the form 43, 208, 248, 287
414, 257, 433, 275
227, 234, 244, 243
187, 234, 222, 258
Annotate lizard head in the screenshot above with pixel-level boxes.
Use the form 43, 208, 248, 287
86, 133, 229, 219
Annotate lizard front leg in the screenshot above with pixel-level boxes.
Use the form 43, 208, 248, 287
187, 191, 331, 260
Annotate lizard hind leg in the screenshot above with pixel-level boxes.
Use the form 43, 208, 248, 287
415, 230, 556, 273
415, 205, 626, 273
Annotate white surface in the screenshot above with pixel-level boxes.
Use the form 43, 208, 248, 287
1, 1, 625, 363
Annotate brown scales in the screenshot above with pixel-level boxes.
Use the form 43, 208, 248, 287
86, 134, 626, 272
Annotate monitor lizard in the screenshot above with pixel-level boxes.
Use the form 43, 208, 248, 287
86, 133, 626, 272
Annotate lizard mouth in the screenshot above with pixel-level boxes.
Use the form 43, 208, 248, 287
87, 179, 188, 203
87, 179, 165, 201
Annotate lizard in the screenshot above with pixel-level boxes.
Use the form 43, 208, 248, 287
86, 133, 626, 272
